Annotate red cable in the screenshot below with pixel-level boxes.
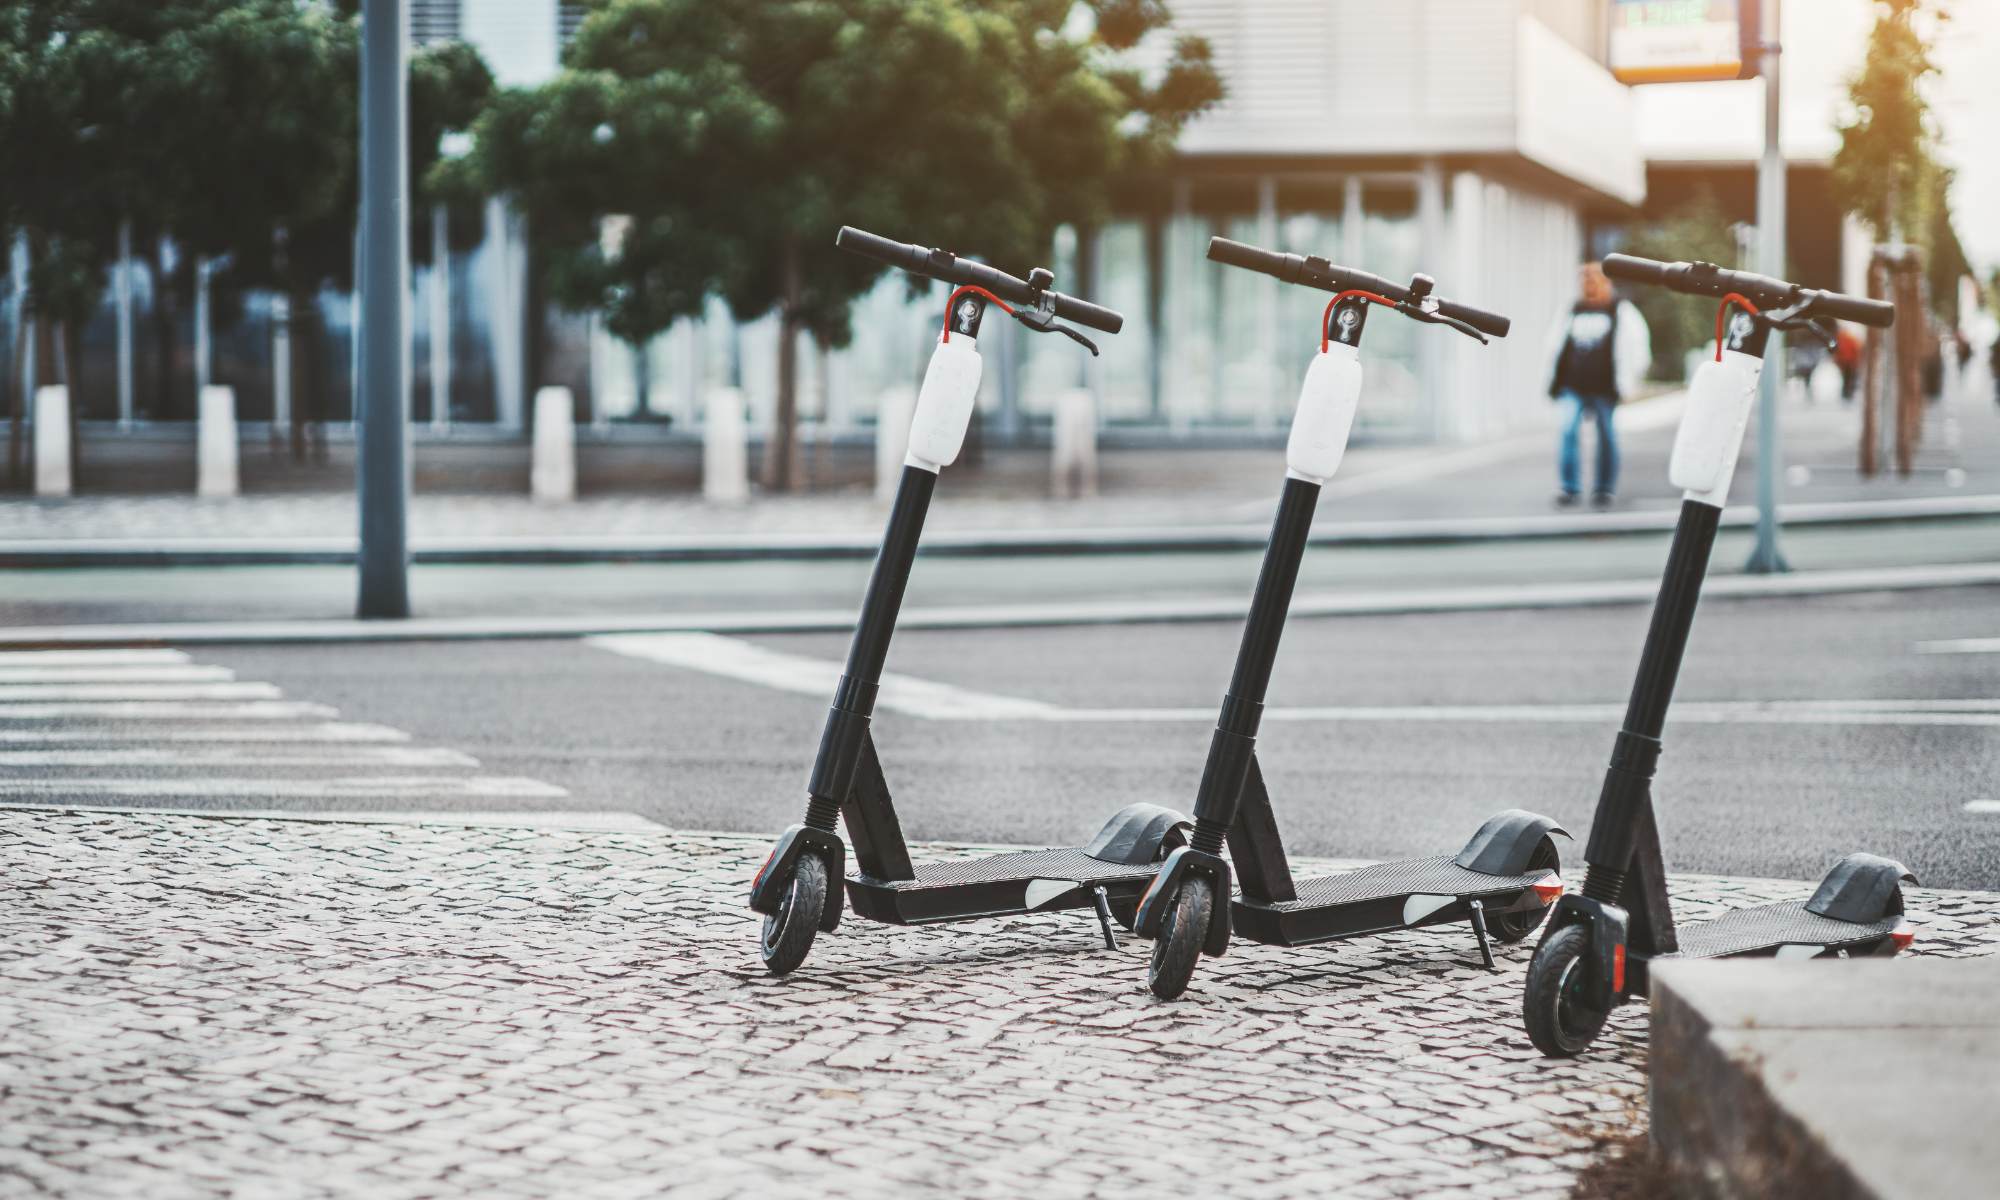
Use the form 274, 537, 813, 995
940, 285, 1016, 343
1321, 289, 1397, 353
1714, 292, 1761, 361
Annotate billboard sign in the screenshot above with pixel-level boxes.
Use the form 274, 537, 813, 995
1609, 0, 1762, 84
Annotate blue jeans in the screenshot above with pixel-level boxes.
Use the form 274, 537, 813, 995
1557, 390, 1619, 497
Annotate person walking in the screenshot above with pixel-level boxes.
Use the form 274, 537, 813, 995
1545, 261, 1651, 508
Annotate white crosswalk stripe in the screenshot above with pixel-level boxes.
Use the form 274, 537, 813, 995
0, 649, 581, 812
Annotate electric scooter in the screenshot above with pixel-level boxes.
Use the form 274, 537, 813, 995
1133, 237, 1570, 1000
751, 226, 1191, 975
1521, 253, 1916, 1057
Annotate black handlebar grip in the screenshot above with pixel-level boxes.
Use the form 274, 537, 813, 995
1600, 253, 1669, 287
1051, 294, 1124, 335
834, 226, 922, 272
1435, 299, 1511, 339
1207, 236, 1293, 280
1812, 291, 1897, 328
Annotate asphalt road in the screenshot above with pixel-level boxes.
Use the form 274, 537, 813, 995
9, 584, 1995, 890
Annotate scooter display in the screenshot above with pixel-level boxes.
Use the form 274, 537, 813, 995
1521, 253, 1916, 1057
1133, 237, 1569, 1000
751, 226, 1191, 975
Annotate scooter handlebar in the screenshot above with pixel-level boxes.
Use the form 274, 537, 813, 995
1601, 252, 1896, 328
834, 226, 1124, 334
1206, 237, 1511, 339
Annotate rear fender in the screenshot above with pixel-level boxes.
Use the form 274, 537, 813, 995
1453, 809, 1569, 876
1805, 852, 1918, 924
1082, 802, 1192, 866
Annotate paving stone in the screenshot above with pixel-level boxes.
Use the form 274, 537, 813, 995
2, 810, 1992, 1199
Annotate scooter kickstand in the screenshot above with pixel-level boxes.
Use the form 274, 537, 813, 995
1091, 887, 1119, 951
1468, 899, 1497, 972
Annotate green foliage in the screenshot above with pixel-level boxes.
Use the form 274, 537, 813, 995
0, 1, 493, 319
462, 0, 1221, 347
1833, 0, 1962, 321
1619, 188, 1740, 381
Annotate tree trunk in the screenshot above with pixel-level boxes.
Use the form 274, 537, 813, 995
763, 237, 804, 492
5, 304, 25, 486
63, 319, 83, 482
290, 286, 328, 465
149, 242, 179, 420
1894, 265, 1922, 477
1859, 257, 1884, 478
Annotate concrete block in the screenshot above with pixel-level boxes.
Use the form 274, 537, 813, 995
197, 385, 239, 498
1051, 387, 1098, 499
875, 385, 915, 501
32, 386, 70, 498
702, 387, 749, 505
1651, 957, 2000, 1200
530, 386, 576, 503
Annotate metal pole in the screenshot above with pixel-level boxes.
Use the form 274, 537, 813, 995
194, 257, 212, 398
357, 0, 410, 618
116, 221, 134, 429
1745, 0, 1788, 574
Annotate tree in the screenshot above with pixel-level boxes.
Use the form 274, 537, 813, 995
459, 0, 1221, 491
1618, 188, 1740, 382
1832, 0, 1962, 322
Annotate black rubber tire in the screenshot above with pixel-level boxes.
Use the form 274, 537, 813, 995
1108, 896, 1139, 932
1523, 922, 1610, 1057
759, 853, 828, 976
1147, 877, 1213, 1000
1489, 838, 1561, 944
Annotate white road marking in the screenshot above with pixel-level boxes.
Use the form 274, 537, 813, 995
0, 665, 235, 684
0, 802, 658, 832
0, 701, 339, 721
1916, 638, 2000, 655
591, 631, 1064, 720
594, 632, 2000, 729
0, 723, 410, 744
0, 746, 478, 768
1966, 800, 2000, 815
0, 776, 568, 799
0, 649, 190, 665
0, 682, 281, 702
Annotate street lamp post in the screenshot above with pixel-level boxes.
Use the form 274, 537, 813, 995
1744, 0, 1789, 574
357, 0, 411, 618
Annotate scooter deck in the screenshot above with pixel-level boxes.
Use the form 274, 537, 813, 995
1233, 855, 1548, 947
845, 846, 1160, 926
1663, 899, 1903, 960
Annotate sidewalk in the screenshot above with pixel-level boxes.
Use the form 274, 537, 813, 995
3, 388, 1997, 552
3, 807, 1996, 1198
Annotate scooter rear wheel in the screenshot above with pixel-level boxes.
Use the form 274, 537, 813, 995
1523, 923, 1610, 1057
1147, 877, 1213, 1000
1489, 837, 1561, 944
760, 853, 828, 976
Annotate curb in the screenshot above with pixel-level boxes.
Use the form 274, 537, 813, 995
1, 561, 1994, 647
0, 493, 1995, 567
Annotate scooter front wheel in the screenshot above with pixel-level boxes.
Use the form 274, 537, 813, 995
759, 852, 829, 976
1147, 877, 1213, 1000
1523, 923, 1610, 1057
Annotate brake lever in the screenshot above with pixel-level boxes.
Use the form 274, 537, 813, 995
1012, 306, 1101, 356
1398, 302, 1488, 345
1756, 297, 1836, 350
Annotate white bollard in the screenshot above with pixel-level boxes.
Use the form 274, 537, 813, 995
875, 385, 915, 502
197, 384, 239, 498
531, 385, 576, 502
1809, 358, 1843, 406
1050, 387, 1098, 499
32, 386, 70, 498
703, 387, 750, 504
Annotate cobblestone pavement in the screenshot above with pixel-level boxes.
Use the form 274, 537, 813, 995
3, 810, 1996, 1199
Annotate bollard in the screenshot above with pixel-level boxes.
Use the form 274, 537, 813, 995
874, 384, 915, 502
197, 384, 239, 498
32, 386, 70, 498
531, 385, 576, 502
1051, 387, 1098, 499
703, 387, 750, 504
